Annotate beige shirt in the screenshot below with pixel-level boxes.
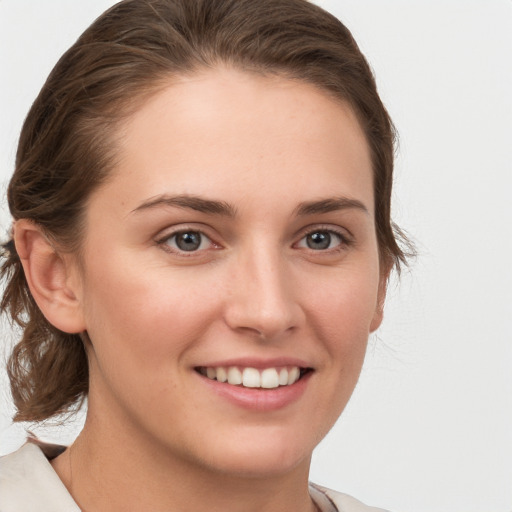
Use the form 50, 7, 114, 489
0, 442, 389, 512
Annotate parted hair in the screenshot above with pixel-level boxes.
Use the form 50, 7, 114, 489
1, 0, 409, 422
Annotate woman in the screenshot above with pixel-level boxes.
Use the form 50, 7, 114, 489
0, 0, 409, 510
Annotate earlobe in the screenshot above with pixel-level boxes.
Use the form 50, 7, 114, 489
369, 266, 391, 333
14, 219, 86, 334
370, 300, 384, 333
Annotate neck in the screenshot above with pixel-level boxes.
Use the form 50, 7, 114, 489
52, 415, 317, 512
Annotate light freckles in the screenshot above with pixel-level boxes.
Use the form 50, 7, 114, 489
59, 68, 385, 508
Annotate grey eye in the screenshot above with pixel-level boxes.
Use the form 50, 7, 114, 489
171, 231, 205, 251
306, 232, 331, 250
297, 230, 344, 251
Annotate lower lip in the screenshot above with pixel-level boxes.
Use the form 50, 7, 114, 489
197, 372, 313, 411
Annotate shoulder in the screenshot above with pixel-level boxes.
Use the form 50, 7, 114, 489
0, 442, 80, 512
310, 483, 391, 512
1, 446, 392, 512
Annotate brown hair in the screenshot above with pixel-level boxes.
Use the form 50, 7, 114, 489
1, 0, 410, 422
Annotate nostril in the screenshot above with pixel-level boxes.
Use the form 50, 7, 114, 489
234, 324, 297, 342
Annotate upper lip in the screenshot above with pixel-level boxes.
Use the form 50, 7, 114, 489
194, 357, 313, 370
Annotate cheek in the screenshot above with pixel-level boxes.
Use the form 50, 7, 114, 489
80, 256, 222, 370
298, 268, 379, 444
306, 265, 381, 346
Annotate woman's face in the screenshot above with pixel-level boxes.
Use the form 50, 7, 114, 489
72, 68, 386, 476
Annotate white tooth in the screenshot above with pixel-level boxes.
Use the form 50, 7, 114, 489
227, 367, 242, 385
216, 367, 227, 383
278, 368, 289, 386
242, 368, 261, 388
287, 367, 300, 385
261, 368, 279, 389
206, 367, 216, 380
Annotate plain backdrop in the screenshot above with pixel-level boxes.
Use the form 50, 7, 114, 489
1, 2, 511, 511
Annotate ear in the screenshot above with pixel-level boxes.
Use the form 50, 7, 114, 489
369, 263, 392, 333
14, 219, 86, 334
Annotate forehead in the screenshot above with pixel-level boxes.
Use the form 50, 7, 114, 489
96, 67, 374, 215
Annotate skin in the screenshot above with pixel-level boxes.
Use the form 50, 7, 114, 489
17, 68, 387, 512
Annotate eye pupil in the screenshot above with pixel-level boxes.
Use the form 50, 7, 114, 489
307, 231, 331, 250
176, 232, 201, 251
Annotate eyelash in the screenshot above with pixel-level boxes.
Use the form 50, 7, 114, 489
156, 228, 218, 256
295, 226, 353, 253
155, 225, 353, 256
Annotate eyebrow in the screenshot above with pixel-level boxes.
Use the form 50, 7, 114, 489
131, 194, 237, 217
295, 197, 369, 216
131, 194, 368, 218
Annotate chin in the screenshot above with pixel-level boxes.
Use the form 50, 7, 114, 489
212, 451, 310, 479
194, 430, 316, 479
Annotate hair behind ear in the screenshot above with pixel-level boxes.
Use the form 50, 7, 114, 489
0, 228, 89, 422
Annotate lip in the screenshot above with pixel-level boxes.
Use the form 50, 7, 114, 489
194, 357, 314, 411
196, 357, 313, 370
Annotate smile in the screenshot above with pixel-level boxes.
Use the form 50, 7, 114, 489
196, 366, 311, 389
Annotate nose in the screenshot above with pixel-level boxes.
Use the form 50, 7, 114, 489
223, 246, 304, 340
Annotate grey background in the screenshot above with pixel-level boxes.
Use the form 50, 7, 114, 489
1, 2, 511, 511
